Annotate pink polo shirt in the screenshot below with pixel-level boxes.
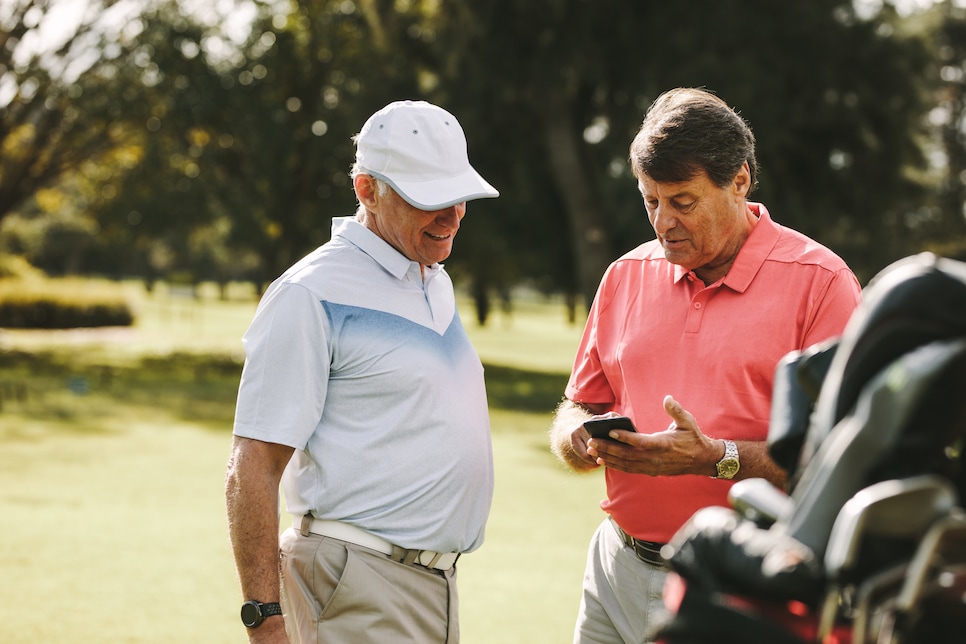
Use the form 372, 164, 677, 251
566, 203, 861, 542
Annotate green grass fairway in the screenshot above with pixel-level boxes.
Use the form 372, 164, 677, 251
0, 285, 607, 642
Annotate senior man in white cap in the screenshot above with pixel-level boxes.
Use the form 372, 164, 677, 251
226, 100, 499, 644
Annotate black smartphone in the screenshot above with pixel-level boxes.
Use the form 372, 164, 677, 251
583, 416, 637, 440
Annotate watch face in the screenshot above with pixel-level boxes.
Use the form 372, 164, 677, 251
717, 458, 740, 479
240, 601, 261, 627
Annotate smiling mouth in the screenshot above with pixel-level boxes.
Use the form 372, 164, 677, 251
427, 233, 450, 241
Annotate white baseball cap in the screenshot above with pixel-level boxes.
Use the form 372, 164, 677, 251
354, 100, 500, 210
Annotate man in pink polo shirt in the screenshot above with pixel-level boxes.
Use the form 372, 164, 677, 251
549, 87, 862, 643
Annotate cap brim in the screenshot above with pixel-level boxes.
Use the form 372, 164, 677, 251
368, 168, 499, 210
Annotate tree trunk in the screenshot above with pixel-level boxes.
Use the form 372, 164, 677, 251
542, 100, 612, 311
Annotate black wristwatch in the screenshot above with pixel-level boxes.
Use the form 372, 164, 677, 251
240, 600, 283, 628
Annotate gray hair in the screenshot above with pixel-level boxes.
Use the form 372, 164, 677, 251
349, 162, 391, 198
350, 162, 393, 217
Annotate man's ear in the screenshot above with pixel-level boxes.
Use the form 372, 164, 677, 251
732, 162, 751, 199
354, 174, 378, 208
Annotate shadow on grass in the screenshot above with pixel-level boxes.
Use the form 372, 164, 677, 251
0, 350, 569, 429
483, 363, 568, 413
0, 349, 243, 428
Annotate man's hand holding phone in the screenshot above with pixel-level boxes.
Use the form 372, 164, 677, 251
583, 415, 638, 441
581, 415, 639, 470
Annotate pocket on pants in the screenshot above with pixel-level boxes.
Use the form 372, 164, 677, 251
321, 546, 449, 641
279, 528, 350, 628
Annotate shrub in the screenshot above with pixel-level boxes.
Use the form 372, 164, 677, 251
0, 278, 135, 329
0, 255, 46, 280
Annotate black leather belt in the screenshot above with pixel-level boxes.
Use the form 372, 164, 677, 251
612, 519, 668, 569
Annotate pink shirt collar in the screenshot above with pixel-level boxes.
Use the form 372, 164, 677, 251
671, 202, 780, 292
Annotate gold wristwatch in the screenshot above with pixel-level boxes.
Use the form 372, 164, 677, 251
713, 439, 740, 479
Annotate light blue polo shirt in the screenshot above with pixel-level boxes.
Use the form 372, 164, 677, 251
233, 216, 493, 553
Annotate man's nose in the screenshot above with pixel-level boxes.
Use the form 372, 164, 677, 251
649, 204, 674, 234
436, 204, 464, 228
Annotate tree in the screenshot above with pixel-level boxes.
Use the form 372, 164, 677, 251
0, 0, 138, 225
7, 0, 945, 318
433, 0, 935, 306
921, 0, 966, 258
87, 0, 433, 289
211, 0, 426, 284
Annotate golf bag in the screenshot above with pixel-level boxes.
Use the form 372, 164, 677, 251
654, 252, 966, 644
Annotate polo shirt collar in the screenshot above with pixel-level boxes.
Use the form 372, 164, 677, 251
722, 203, 780, 292
672, 202, 780, 293
331, 216, 439, 280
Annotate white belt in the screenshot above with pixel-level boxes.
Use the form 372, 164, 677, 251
297, 515, 460, 571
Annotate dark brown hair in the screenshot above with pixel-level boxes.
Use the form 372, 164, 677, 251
629, 88, 758, 195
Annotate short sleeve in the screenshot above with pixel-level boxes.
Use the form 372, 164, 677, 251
232, 282, 330, 449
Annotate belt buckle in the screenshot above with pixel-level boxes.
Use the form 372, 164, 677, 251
418, 550, 444, 569
391, 546, 458, 571
633, 541, 667, 569
613, 521, 667, 569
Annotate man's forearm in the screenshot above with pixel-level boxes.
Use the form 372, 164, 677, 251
731, 439, 788, 489
227, 482, 283, 602
225, 438, 293, 603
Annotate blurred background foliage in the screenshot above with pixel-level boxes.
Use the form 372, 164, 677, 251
2, 0, 966, 324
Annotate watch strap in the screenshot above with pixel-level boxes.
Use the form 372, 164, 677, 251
713, 439, 740, 479
241, 600, 283, 628
261, 602, 283, 618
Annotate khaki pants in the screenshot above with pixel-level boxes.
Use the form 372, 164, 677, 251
279, 527, 459, 643
574, 519, 669, 644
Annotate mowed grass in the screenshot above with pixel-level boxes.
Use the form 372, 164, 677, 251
0, 284, 607, 643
